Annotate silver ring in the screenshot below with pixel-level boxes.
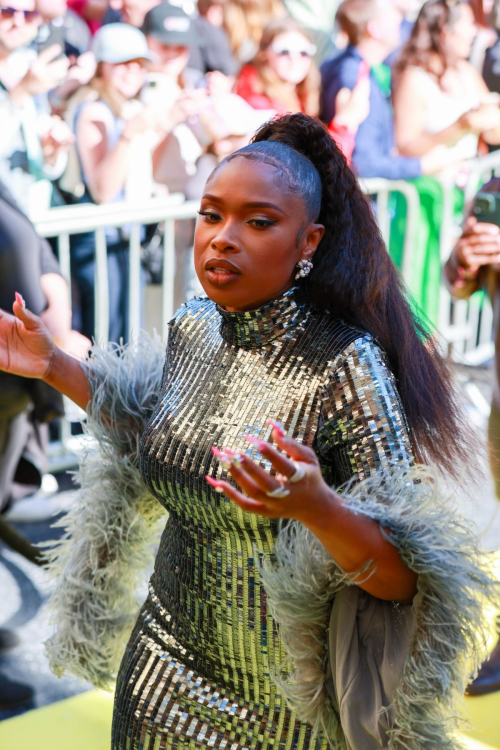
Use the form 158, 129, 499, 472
287, 463, 306, 484
265, 483, 290, 499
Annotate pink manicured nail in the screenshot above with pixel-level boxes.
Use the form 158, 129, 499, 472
223, 448, 244, 467
268, 420, 285, 437
245, 436, 268, 451
205, 475, 225, 493
15, 292, 26, 309
211, 446, 232, 468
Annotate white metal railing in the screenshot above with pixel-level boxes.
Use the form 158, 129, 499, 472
360, 178, 421, 288
32, 194, 200, 345
31, 195, 200, 471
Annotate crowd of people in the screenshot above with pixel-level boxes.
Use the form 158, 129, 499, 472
0, 0, 500, 338
2, 0, 500, 342
2, 0, 500, 732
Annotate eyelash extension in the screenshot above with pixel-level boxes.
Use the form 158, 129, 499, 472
197, 211, 277, 228
251, 219, 277, 228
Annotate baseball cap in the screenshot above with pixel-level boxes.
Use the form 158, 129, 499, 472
141, 4, 203, 47
92, 23, 156, 64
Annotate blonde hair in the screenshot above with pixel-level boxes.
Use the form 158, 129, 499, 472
223, 0, 286, 58
251, 17, 320, 117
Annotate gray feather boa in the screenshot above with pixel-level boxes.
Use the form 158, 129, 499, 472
43, 336, 167, 689
41, 337, 499, 749
260, 469, 500, 749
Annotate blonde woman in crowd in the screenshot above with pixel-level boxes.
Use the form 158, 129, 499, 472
235, 17, 320, 115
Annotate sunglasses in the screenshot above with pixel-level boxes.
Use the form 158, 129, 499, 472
0, 6, 40, 21
271, 42, 317, 58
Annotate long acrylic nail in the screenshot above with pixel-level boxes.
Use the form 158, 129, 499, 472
211, 446, 232, 469
268, 420, 285, 437
245, 436, 268, 451
15, 292, 26, 309
223, 448, 244, 467
205, 475, 225, 493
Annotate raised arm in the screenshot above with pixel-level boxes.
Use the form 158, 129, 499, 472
0, 297, 90, 410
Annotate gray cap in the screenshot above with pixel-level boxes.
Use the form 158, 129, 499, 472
92, 23, 156, 64
141, 4, 202, 47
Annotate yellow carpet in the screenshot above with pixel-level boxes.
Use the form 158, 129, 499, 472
0, 690, 113, 750
2, 550, 500, 749
460, 691, 500, 749
0, 688, 499, 750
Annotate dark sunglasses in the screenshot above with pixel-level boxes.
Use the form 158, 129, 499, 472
0, 6, 40, 20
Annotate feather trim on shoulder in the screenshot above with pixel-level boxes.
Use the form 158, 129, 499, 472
260, 465, 500, 749
42, 335, 167, 690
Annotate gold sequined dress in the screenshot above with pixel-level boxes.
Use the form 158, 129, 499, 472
111, 287, 412, 749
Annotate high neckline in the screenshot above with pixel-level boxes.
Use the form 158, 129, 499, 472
218, 287, 309, 349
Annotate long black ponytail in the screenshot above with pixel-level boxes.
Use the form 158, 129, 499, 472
251, 113, 466, 473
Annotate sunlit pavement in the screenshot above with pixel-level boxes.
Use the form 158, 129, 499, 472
0, 364, 499, 748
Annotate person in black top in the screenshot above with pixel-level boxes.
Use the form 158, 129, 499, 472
0, 179, 89, 514
0, 178, 88, 709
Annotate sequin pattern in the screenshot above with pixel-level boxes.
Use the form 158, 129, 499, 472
111, 288, 412, 749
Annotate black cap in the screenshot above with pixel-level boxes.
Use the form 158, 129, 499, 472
141, 4, 203, 47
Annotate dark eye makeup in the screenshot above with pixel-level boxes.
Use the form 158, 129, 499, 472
198, 210, 278, 229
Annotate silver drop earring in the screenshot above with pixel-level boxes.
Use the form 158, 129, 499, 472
295, 259, 313, 280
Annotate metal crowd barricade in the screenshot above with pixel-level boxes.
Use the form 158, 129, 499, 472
31, 195, 200, 470
359, 178, 421, 289
32, 195, 200, 344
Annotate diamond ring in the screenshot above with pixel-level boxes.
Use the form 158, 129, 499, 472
265, 483, 290, 499
287, 463, 306, 484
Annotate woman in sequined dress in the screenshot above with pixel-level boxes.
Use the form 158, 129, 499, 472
0, 114, 481, 749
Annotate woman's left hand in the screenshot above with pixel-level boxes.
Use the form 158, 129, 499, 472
206, 421, 335, 524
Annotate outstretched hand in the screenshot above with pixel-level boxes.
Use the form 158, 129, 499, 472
0, 295, 56, 380
206, 421, 334, 524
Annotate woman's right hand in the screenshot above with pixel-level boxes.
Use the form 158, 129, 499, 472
0, 296, 57, 381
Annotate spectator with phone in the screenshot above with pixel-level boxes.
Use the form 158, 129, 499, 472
35, 0, 98, 114
444, 181, 500, 696
64, 22, 189, 342
0, 0, 74, 212
321, 0, 449, 179
36, 0, 91, 58
142, 4, 211, 194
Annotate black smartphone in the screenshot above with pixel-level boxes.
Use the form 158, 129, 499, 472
473, 192, 500, 227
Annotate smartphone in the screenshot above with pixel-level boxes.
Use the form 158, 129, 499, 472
36, 24, 66, 59
473, 192, 500, 227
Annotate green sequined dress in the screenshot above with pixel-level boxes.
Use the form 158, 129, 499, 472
111, 287, 412, 749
